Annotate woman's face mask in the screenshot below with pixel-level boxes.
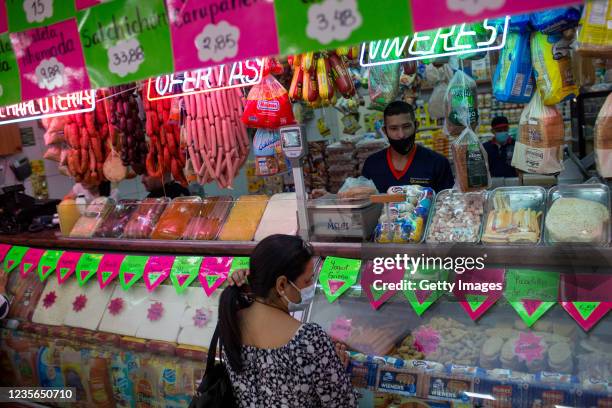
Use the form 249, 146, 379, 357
282, 281, 316, 312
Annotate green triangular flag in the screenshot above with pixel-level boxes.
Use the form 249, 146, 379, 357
229, 257, 249, 277
466, 294, 486, 312
38, 250, 63, 281
170, 256, 202, 294
371, 285, 385, 301
119, 255, 148, 290
3, 245, 28, 273
102, 271, 112, 281
76, 253, 104, 286
574, 301, 600, 320
319, 257, 361, 303
206, 274, 221, 287
403, 268, 449, 316
509, 301, 556, 327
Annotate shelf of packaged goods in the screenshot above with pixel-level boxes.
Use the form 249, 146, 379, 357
3, 231, 612, 268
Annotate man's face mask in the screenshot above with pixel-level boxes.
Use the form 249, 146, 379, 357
385, 113, 416, 155
495, 131, 510, 144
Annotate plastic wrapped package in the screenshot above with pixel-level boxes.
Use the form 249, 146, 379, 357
98, 284, 149, 337
374, 185, 434, 243
531, 31, 579, 105
493, 32, 535, 104
135, 285, 186, 343
530, 7, 582, 34
177, 288, 220, 349
242, 74, 295, 129
595, 93, 612, 178
123, 197, 170, 239
368, 58, 401, 111
428, 82, 447, 120
337, 177, 378, 200
93, 200, 139, 238
150, 197, 202, 240
182, 196, 233, 240
32, 279, 81, 326
576, 0, 612, 58
253, 129, 289, 176
512, 92, 564, 174
444, 70, 479, 136
218, 195, 269, 241
426, 190, 486, 243
63, 283, 114, 331
254, 193, 298, 241
451, 128, 491, 192
69, 197, 115, 238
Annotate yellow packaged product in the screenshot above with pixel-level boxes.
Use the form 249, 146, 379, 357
577, 0, 612, 58
218, 195, 269, 241
531, 31, 579, 105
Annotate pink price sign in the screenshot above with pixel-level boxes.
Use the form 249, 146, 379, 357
410, 0, 582, 31
360, 260, 404, 310
97, 254, 125, 289
143, 256, 175, 292
0, 1, 7, 34
56, 251, 82, 284
199, 256, 233, 296
20, 248, 45, 278
165, 0, 279, 72
0, 244, 11, 262
10, 19, 90, 101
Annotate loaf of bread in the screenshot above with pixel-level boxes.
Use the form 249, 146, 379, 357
545, 197, 610, 243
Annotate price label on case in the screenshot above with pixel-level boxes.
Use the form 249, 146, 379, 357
306, 0, 362, 45
195, 21, 240, 63
35, 57, 64, 90
23, 0, 52, 23
107, 38, 145, 78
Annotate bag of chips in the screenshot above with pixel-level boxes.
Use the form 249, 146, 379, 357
493, 32, 535, 104
530, 7, 582, 34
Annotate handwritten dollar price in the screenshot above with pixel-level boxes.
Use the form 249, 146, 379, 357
306, 0, 362, 45
195, 21, 240, 63
23, 0, 53, 23
108, 38, 145, 78
35, 57, 65, 91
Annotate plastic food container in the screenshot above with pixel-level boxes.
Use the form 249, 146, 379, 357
182, 196, 233, 240
545, 183, 610, 246
123, 197, 170, 239
426, 189, 487, 244
69, 197, 115, 238
218, 195, 269, 241
150, 196, 202, 240
481, 186, 546, 245
57, 198, 82, 236
93, 200, 139, 238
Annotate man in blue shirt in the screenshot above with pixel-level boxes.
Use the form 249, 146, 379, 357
482, 116, 518, 178
362, 101, 454, 193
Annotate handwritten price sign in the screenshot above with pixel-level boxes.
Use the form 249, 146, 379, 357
108, 38, 144, 78
306, 0, 362, 44
195, 21, 239, 63
35, 57, 64, 90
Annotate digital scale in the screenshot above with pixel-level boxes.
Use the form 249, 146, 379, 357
280, 125, 310, 240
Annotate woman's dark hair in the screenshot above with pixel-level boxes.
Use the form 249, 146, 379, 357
218, 234, 313, 372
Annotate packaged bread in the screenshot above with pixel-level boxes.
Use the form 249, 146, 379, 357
123, 197, 170, 239
576, 0, 612, 58
595, 93, 612, 178
444, 70, 479, 136
512, 92, 564, 174
451, 128, 491, 192
218, 195, 269, 241
69, 197, 115, 238
150, 196, 202, 240
337, 176, 378, 201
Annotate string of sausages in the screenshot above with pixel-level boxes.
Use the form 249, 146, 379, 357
183, 71, 250, 189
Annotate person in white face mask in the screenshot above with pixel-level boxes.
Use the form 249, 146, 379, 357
218, 234, 357, 408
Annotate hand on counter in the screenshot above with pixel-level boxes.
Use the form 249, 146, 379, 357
228, 269, 250, 287
334, 341, 349, 370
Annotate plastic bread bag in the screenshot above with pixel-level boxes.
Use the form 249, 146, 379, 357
595, 93, 612, 178
493, 32, 536, 104
444, 70, 479, 136
530, 7, 582, 34
576, 0, 612, 58
451, 128, 491, 192
368, 42, 401, 111
456, 23, 489, 61
512, 92, 565, 174
428, 82, 447, 120
253, 128, 280, 176
242, 74, 296, 129
531, 31, 579, 105
337, 176, 378, 201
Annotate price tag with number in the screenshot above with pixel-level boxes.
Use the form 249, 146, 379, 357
166, 0, 278, 72
274, 0, 413, 55
0, 34, 21, 106
7, 0, 75, 31
77, 0, 173, 87
10, 19, 89, 100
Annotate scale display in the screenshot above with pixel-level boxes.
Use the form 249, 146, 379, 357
280, 126, 306, 159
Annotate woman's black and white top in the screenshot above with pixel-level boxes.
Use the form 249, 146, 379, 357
224, 323, 357, 408
0, 294, 9, 320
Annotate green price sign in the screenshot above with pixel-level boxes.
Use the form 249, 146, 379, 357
318, 257, 361, 303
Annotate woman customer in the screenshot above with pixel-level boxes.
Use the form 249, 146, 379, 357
219, 234, 357, 408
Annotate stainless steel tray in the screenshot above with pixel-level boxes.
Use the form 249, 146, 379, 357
425, 189, 487, 244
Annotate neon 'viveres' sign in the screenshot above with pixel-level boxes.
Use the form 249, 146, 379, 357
360, 16, 510, 66
0, 90, 96, 125
146, 58, 264, 101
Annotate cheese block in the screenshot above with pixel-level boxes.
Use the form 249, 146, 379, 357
218, 195, 269, 241
135, 284, 186, 342
177, 287, 220, 348
546, 197, 610, 243
63, 282, 115, 331
254, 193, 298, 241
32, 279, 81, 326
98, 284, 149, 336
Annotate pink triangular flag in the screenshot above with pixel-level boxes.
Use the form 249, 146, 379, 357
177, 274, 190, 286
329, 280, 345, 295
523, 299, 543, 316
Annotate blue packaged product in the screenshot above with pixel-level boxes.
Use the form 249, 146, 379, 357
37, 346, 64, 388
493, 32, 535, 104
530, 7, 582, 34
377, 366, 419, 396
348, 359, 380, 390
528, 371, 578, 407
474, 369, 532, 408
